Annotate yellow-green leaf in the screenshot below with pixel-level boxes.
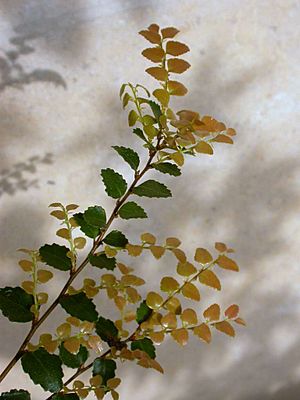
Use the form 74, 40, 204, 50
194, 248, 213, 264
37, 269, 53, 283
194, 323, 211, 343
21, 281, 34, 294
171, 328, 188, 346
128, 109, 139, 127
160, 277, 180, 293
50, 210, 65, 220
74, 237, 86, 249
199, 270, 221, 290
146, 292, 163, 310
215, 321, 235, 337
203, 304, 220, 321
177, 261, 197, 276
153, 89, 170, 107
195, 141, 213, 155
216, 255, 239, 271
18, 260, 33, 272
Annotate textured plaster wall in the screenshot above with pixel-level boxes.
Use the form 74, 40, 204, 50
0, 1, 300, 399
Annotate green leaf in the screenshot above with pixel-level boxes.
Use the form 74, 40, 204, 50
103, 230, 128, 248
118, 201, 148, 220
59, 293, 98, 322
59, 344, 88, 369
128, 109, 139, 126
0, 390, 31, 400
131, 338, 156, 359
0, 287, 34, 323
39, 244, 72, 271
133, 128, 147, 142
89, 253, 116, 270
153, 162, 181, 176
52, 395, 79, 400
95, 316, 118, 344
101, 168, 127, 199
112, 146, 140, 171
119, 83, 127, 98
83, 206, 106, 228
21, 348, 63, 393
73, 212, 100, 239
148, 100, 162, 120
132, 180, 172, 198
136, 300, 152, 324
93, 358, 116, 385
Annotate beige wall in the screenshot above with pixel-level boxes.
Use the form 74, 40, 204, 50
1, 1, 300, 399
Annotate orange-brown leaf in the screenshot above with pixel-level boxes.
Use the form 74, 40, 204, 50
215, 321, 235, 337
164, 297, 182, 315
225, 304, 240, 319
166, 41, 189, 56
142, 47, 165, 62
161, 312, 177, 329
194, 248, 213, 264
161, 27, 179, 39
234, 317, 246, 326
171, 328, 189, 346
216, 255, 239, 271
167, 80, 188, 96
146, 67, 168, 81
172, 248, 187, 263
182, 282, 200, 301
150, 330, 165, 344
181, 308, 198, 326
139, 29, 161, 44
150, 245, 165, 259
212, 134, 234, 144
215, 242, 227, 252
203, 304, 220, 321
199, 270, 221, 290
194, 323, 211, 343
167, 58, 190, 73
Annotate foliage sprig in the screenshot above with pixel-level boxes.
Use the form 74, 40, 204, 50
0, 24, 243, 400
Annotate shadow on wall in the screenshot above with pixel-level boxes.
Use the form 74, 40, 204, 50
0, 153, 54, 197
0, 34, 66, 92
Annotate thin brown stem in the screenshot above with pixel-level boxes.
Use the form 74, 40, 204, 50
0, 144, 158, 384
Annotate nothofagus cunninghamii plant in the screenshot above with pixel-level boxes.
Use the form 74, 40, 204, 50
0, 24, 245, 400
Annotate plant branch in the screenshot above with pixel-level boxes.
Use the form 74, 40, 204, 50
0, 142, 159, 384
